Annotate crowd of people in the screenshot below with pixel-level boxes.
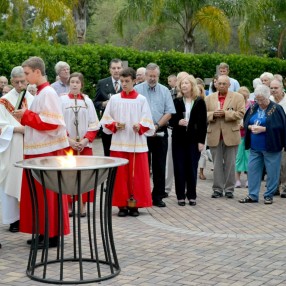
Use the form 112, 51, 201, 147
0, 56, 286, 250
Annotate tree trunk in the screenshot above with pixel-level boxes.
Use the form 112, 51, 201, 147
277, 27, 286, 59
73, 0, 87, 44
184, 31, 195, 53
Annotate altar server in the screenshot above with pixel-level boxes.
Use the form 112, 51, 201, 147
100, 67, 155, 217
61, 72, 100, 216
14, 57, 70, 248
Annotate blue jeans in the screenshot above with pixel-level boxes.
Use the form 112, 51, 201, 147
248, 149, 281, 201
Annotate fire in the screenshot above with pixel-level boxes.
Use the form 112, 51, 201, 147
57, 150, 77, 167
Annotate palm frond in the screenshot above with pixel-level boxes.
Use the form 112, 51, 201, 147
194, 6, 231, 47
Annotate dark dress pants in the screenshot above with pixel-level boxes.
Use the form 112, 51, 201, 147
101, 131, 112, 156
147, 135, 168, 202
172, 141, 201, 201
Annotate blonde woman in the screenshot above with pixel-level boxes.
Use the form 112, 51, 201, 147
169, 75, 207, 206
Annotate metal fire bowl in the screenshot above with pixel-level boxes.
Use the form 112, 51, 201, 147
14, 156, 128, 195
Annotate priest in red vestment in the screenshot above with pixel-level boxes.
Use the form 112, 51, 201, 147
100, 67, 155, 217
14, 56, 70, 248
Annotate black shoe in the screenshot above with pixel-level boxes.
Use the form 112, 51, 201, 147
177, 201, 185, 206
27, 234, 44, 245
9, 220, 19, 233
153, 200, 166, 207
239, 196, 258, 203
163, 192, 169, 198
274, 189, 280, 196
264, 197, 273, 204
129, 208, 140, 217
36, 237, 58, 249
281, 190, 286, 198
189, 200, 196, 206
225, 192, 234, 199
118, 208, 128, 217
211, 191, 223, 198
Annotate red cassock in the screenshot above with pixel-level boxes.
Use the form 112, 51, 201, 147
110, 151, 152, 208
65, 146, 95, 203
20, 150, 70, 237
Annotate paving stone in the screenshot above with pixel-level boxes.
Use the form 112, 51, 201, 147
1, 139, 286, 285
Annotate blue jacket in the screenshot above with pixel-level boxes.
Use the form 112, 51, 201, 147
244, 100, 286, 152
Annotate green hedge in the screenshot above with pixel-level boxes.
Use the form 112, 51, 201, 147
0, 42, 285, 98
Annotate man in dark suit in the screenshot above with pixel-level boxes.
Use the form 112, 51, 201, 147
94, 59, 123, 156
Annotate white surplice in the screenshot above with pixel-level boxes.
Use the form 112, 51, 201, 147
24, 86, 69, 155
60, 94, 100, 148
100, 93, 155, 152
0, 88, 34, 224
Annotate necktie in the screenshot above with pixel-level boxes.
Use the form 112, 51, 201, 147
114, 81, 119, 93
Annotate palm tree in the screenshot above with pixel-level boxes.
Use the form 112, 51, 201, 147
115, 0, 231, 53
219, 0, 285, 57
0, 0, 94, 44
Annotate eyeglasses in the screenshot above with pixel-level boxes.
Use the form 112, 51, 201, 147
13, 80, 26, 85
255, 97, 267, 103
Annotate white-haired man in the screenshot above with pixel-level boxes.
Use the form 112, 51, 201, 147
51, 61, 70, 95
0, 66, 34, 234
135, 67, 146, 85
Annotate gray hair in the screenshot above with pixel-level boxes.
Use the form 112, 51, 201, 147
10, 66, 25, 78
270, 79, 284, 88
260, 72, 274, 81
55, 61, 70, 75
136, 67, 146, 74
218, 62, 229, 70
146, 63, 160, 75
254, 84, 270, 99
253, 78, 262, 89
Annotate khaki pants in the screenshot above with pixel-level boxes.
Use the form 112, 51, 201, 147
210, 140, 238, 194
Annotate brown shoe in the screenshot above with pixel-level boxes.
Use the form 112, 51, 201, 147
199, 173, 206, 180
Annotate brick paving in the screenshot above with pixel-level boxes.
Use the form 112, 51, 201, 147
1, 138, 286, 285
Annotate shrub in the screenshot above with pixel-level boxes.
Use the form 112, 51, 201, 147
0, 42, 285, 98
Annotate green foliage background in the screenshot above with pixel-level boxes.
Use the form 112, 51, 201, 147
1, 42, 285, 98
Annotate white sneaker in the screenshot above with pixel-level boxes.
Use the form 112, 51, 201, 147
235, 180, 241, 188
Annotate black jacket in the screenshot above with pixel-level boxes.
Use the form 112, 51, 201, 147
93, 76, 122, 111
170, 96, 207, 145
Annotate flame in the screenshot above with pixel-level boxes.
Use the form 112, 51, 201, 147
57, 150, 77, 167
65, 149, 74, 157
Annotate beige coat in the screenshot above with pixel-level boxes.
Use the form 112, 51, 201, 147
205, 91, 245, 147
